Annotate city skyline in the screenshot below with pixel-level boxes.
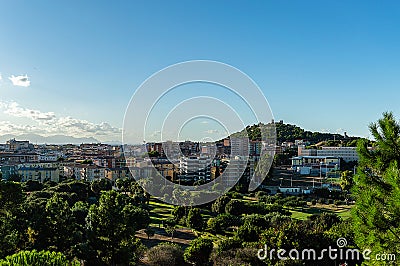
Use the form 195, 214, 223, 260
1, 1, 400, 142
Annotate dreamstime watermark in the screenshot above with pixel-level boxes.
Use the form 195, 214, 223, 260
257, 237, 396, 263
123, 60, 276, 206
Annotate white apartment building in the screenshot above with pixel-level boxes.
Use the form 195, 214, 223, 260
298, 145, 359, 162
230, 137, 249, 157
179, 156, 212, 181
64, 164, 105, 181
318, 146, 359, 162
221, 156, 254, 184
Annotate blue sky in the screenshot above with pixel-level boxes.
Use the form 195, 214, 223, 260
0, 1, 400, 142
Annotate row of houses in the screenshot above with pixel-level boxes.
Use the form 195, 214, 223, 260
0, 161, 135, 183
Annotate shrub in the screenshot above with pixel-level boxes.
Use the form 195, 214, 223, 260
186, 208, 204, 231
184, 237, 213, 265
147, 243, 185, 266
225, 199, 245, 216
255, 191, 268, 199
0, 250, 80, 266
211, 195, 230, 213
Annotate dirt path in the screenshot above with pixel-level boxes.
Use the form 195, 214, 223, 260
136, 227, 196, 248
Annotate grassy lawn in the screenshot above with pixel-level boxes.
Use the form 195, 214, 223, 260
148, 199, 174, 225
147, 196, 353, 227
290, 204, 353, 220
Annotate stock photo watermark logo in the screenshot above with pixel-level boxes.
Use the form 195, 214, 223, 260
257, 237, 396, 263
122, 60, 276, 206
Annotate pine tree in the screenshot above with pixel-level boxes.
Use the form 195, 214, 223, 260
352, 112, 400, 264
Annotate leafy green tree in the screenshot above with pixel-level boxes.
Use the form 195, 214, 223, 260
144, 227, 155, 239
86, 190, 149, 265
51, 180, 89, 201
7, 174, 22, 182
0, 250, 80, 266
45, 194, 81, 257
186, 208, 204, 231
340, 170, 354, 191
0, 181, 26, 257
352, 112, 400, 264
164, 218, 177, 239
90, 179, 112, 195
22, 180, 44, 192
71, 201, 89, 227
306, 212, 342, 232
207, 214, 240, 234
172, 205, 187, 225
0, 214, 22, 258
211, 195, 230, 213
184, 237, 213, 265
0, 181, 25, 214
224, 199, 245, 216
235, 224, 260, 242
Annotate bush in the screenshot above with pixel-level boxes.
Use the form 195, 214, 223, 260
255, 191, 268, 199
0, 250, 80, 266
235, 224, 260, 242
217, 238, 242, 254
284, 199, 307, 208
311, 199, 317, 205
211, 195, 230, 213
228, 191, 243, 199
184, 237, 213, 265
172, 206, 187, 225
186, 208, 204, 231
207, 214, 241, 234
147, 243, 185, 266
225, 199, 245, 216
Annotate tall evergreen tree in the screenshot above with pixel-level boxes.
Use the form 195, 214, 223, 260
352, 112, 400, 264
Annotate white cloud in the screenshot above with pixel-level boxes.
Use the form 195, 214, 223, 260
205, 129, 219, 134
0, 73, 2, 81
0, 121, 46, 135
9, 74, 31, 87
2, 102, 55, 121
0, 101, 121, 140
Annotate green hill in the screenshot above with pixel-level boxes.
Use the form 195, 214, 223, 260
231, 122, 360, 145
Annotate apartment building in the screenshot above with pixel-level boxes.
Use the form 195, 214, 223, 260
318, 146, 359, 162
298, 145, 358, 162
230, 137, 249, 157
105, 167, 132, 181
179, 156, 212, 181
291, 155, 340, 175
18, 166, 60, 182
64, 163, 105, 181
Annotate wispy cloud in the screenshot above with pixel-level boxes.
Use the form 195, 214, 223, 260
0, 101, 121, 140
205, 129, 219, 134
9, 74, 31, 87
2, 102, 55, 120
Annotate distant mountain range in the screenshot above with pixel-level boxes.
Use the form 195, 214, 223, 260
0, 134, 100, 145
